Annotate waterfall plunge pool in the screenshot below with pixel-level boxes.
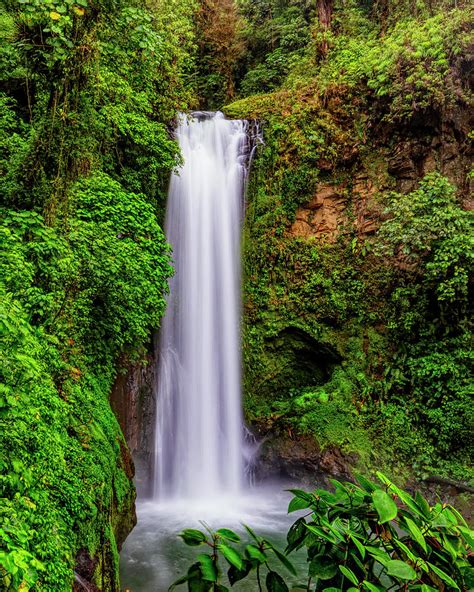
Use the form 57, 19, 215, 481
120, 486, 308, 592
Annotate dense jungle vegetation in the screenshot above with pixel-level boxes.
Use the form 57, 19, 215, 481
0, 0, 472, 590
0, 0, 195, 589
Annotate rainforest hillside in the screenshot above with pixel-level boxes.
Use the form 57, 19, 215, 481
224, 0, 474, 487
0, 0, 196, 589
0, 0, 473, 591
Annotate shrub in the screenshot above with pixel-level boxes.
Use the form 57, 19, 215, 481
173, 473, 474, 591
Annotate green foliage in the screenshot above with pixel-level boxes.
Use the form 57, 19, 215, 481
373, 174, 473, 460
0, 199, 171, 589
173, 474, 474, 591
0, 0, 194, 588
236, 0, 313, 96
194, 0, 243, 108
66, 173, 173, 363
230, 66, 471, 476
234, 1, 472, 123
361, 10, 472, 120
1, 0, 196, 211
270, 363, 373, 461
171, 522, 297, 591
378, 173, 472, 313
295, 6, 472, 120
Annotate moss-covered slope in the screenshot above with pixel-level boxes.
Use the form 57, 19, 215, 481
225, 4, 473, 484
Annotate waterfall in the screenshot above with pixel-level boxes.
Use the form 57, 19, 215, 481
153, 112, 249, 500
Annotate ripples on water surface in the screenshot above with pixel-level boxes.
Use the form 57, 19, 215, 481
120, 487, 307, 592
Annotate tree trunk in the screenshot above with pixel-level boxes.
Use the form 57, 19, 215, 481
317, 0, 333, 56
317, 0, 333, 30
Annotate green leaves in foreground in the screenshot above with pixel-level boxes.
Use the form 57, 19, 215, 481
171, 523, 295, 592
372, 489, 398, 523
180, 529, 208, 546
172, 473, 473, 591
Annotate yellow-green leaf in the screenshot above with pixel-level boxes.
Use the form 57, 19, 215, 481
372, 490, 398, 524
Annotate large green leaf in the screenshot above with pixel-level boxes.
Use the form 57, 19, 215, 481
393, 539, 419, 564
305, 523, 338, 543
356, 473, 377, 493
441, 534, 458, 560
431, 511, 451, 528
216, 528, 240, 543
227, 560, 251, 586
349, 533, 366, 559
446, 506, 468, 527
242, 524, 261, 544
386, 560, 417, 580
339, 565, 359, 585
285, 518, 306, 553
363, 581, 385, 591
459, 526, 474, 548
198, 554, 217, 582
427, 562, 460, 590
287, 490, 314, 513
372, 490, 398, 524
415, 491, 431, 518
245, 544, 266, 563
217, 544, 243, 570
180, 529, 207, 546
404, 517, 427, 552
171, 562, 212, 592
366, 546, 390, 566
266, 571, 289, 592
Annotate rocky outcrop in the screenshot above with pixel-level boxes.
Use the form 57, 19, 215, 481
251, 430, 474, 523
290, 176, 384, 241
251, 430, 357, 488
290, 103, 473, 242
386, 104, 473, 200
290, 184, 347, 241
110, 356, 156, 497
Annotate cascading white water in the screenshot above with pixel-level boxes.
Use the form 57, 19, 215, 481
153, 112, 249, 500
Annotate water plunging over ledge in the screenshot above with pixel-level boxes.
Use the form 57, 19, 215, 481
120, 113, 299, 592
154, 111, 248, 500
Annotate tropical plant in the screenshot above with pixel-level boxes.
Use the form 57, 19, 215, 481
173, 473, 474, 591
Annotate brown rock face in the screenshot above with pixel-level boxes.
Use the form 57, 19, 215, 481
352, 174, 384, 236
253, 432, 356, 488
290, 100, 473, 243
384, 104, 473, 200
110, 356, 156, 497
290, 177, 384, 242
290, 183, 348, 241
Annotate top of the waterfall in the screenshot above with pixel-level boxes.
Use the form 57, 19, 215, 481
187, 110, 225, 121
